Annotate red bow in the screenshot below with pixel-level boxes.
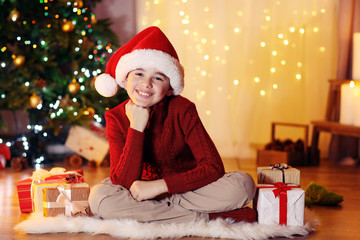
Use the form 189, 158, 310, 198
271, 182, 294, 197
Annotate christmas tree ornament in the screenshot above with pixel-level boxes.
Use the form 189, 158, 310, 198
75, 0, 84, 8
90, 77, 96, 88
84, 107, 95, 118
91, 15, 98, 24
62, 20, 75, 32
36, 78, 47, 88
13, 55, 25, 67
30, 93, 42, 108
68, 81, 80, 94
9, 8, 20, 21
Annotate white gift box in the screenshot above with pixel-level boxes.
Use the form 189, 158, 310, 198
65, 125, 109, 165
256, 183, 305, 226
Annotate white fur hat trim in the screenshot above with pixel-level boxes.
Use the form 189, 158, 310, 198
115, 49, 184, 96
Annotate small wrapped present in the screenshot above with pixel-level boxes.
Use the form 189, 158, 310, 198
31, 168, 88, 214
257, 164, 300, 186
15, 167, 87, 214
65, 125, 109, 166
16, 178, 33, 213
255, 183, 305, 226
43, 186, 90, 217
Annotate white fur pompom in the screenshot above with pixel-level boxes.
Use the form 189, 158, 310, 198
94, 74, 119, 97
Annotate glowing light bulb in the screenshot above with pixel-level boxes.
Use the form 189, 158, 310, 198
260, 42, 266, 47
254, 77, 260, 83
234, 79, 239, 85
260, 90, 266, 96
296, 74, 302, 79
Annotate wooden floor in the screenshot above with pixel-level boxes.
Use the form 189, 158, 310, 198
1, 157, 359, 240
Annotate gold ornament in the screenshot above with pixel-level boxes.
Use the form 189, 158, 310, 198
9, 8, 20, 21
13, 55, 25, 67
68, 81, 80, 94
30, 93, 42, 108
62, 20, 75, 32
91, 16, 98, 24
76, 0, 84, 8
84, 107, 95, 118
90, 77, 96, 89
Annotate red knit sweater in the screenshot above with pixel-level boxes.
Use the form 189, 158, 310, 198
105, 95, 225, 194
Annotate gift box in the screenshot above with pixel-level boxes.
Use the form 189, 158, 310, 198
15, 167, 87, 214
255, 183, 305, 226
32, 168, 88, 214
257, 165, 300, 186
43, 186, 90, 217
65, 125, 109, 166
16, 178, 33, 213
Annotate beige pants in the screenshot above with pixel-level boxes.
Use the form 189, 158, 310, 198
88, 171, 256, 224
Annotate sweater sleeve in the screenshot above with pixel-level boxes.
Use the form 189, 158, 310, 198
106, 109, 144, 189
164, 101, 225, 193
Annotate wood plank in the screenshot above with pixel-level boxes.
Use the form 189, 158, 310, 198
1, 158, 359, 240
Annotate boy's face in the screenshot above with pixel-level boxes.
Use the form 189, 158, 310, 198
125, 67, 173, 108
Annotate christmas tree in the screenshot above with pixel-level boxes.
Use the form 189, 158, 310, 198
0, 0, 127, 167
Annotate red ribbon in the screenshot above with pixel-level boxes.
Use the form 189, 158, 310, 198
258, 182, 299, 225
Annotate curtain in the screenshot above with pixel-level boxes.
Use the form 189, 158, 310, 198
329, 0, 360, 163
135, 0, 338, 159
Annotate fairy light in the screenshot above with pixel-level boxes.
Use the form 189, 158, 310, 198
140, 1, 330, 99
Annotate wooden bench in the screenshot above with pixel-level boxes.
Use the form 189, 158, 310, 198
310, 79, 360, 165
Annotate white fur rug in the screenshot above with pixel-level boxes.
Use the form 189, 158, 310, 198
14, 210, 319, 240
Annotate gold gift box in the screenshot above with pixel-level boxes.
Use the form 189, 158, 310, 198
42, 187, 90, 217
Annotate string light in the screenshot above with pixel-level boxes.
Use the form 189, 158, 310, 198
140, 0, 331, 101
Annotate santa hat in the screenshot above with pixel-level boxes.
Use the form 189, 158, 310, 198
95, 26, 184, 97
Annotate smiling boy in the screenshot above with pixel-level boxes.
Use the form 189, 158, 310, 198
89, 26, 256, 223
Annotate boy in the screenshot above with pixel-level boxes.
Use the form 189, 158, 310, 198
89, 26, 256, 223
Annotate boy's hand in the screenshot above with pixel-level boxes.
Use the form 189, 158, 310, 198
130, 179, 168, 201
125, 100, 150, 132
